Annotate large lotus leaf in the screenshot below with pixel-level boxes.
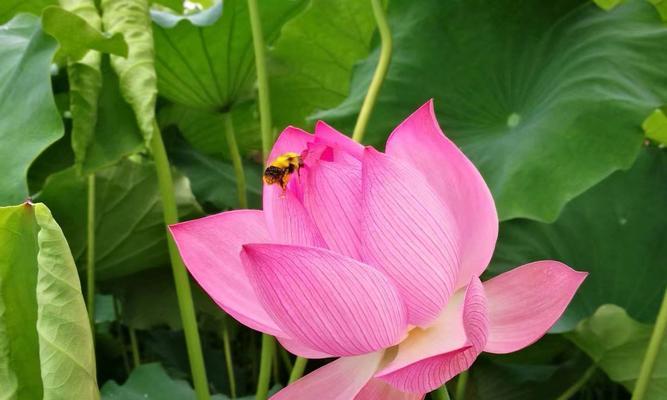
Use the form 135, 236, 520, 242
268, 0, 376, 129
568, 304, 667, 399
151, 0, 306, 110
166, 136, 263, 211
0, 202, 98, 399
159, 101, 261, 158
0, 0, 55, 23
490, 147, 667, 331
0, 14, 63, 205
101, 363, 227, 400
34, 159, 201, 280
315, 0, 667, 222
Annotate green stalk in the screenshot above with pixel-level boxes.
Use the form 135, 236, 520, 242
632, 288, 667, 400
255, 334, 275, 400
86, 174, 96, 331
288, 357, 307, 384
556, 364, 596, 400
222, 320, 237, 399
246, 1, 277, 397
223, 112, 248, 208
352, 0, 392, 143
247, 0, 273, 161
279, 347, 293, 372
129, 327, 141, 368
150, 123, 211, 400
432, 385, 452, 400
455, 371, 468, 399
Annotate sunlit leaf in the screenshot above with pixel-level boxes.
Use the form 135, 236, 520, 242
568, 304, 667, 400
41, 5, 128, 62
0, 0, 55, 24
490, 147, 667, 331
101, 0, 158, 142
35, 159, 201, 280
0, 202, 98, 399
269, 0, 376, 129
316, 0, 667, 222
0, 14, 63, 205
643, 108, 667, 146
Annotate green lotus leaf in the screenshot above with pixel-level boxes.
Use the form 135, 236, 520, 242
35, 158, 201, 280
568, 304, 667, 400
0, 14, 63, 205
490, 147, 667, 331
315, 0, 667, 222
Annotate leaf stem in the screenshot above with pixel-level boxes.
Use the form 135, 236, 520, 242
223, 112, 248, 208
632, 288, 667, 400
129, 327, 141, 368
256, 334, 275, 400
86, 174, 96, 332
150, 123, 211, 400
113, 296, 131, 375
352, 0, 392, 143
222, 320, 237, 398
455, 371, 468, 399
288, 356, 307, 383
247, 0, 273, 161
432, 385, 452, 400
555, 364, 596, 400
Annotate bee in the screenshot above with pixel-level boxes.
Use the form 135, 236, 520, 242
263, 152, 304, 191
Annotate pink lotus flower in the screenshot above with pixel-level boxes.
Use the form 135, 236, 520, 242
170, 101, 587, 399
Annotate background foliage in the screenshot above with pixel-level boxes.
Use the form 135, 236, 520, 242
0, 0, 665, 399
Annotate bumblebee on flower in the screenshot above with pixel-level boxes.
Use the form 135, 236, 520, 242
170, 101, 586, 399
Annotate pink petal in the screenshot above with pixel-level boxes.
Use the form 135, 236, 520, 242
277, 336, 332, 359
263, 127, 326, 246
271, 353, 384, 400
303, 159, 363, 260
242, 244, 407, 356
314, 120, 364, 159
483, 261, 587, 354
169, 211, 284, 336
263, 188, 327, 248
385, 100, 498, 289
361, 147, 460, 326
268, 125, 312, 162
356, 379, 425, 400
376, 277, 488, 393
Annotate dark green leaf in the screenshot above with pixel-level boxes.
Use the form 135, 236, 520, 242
568, 304, 666, 400
0, 14, 63, 205
0, 202, 98, 398
151, 0, 306, 110
269, 0, 376, 129
166, 134, 263, 210
35, 159, 201, 280
490, 147, 667, 331
315, 0, 667, 222
159, 101, 261, 158
101, 363, 228, 400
